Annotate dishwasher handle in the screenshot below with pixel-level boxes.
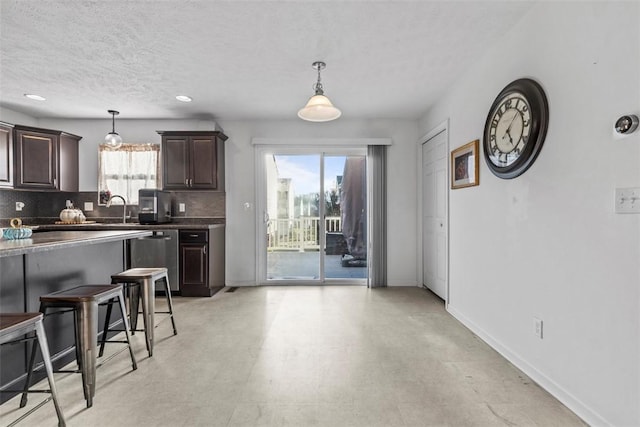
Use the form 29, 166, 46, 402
138, 235, 171, 240
137, 231, 173, 240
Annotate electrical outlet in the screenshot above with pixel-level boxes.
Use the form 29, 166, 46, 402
15, 202, 25, 211
615, 187, 640, 214
179, 203, 186, 213
533, 317, 543, 339
84, 202, 94, 211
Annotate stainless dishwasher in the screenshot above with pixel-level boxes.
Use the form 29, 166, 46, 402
129, 230, 179, 292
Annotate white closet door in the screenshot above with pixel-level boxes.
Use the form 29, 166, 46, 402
422, 130, 448, 300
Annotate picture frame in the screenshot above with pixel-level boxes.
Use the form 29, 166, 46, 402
451, 139, 479, 189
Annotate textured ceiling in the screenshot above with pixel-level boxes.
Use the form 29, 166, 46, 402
0, 0, 534, 121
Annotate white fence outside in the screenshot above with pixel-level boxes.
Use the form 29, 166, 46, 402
268, 217, 341, 251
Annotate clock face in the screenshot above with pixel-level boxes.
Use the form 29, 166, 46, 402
486, 93, 532, 167
483, 78, 549, 179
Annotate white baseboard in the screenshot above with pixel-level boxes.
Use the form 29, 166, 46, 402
446, 305, 609, 427
224, 281, 257, 287
387, 280, 419, 287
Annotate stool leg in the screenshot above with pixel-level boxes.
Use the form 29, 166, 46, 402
140, 279, 154, 357
98, 297, 114, 357
21, 303, 46, 408
20, 333, 38, 408
71, 310, 84, 373
75, 301, 98, 408
116, 290, 137, 371
161, 276, 178, 335
35, 318, 66, 427
129, 283, 140, 335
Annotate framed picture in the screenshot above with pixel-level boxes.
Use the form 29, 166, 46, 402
451, 139, 479, 189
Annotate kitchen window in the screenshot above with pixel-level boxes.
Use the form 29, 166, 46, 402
98, 143, 160, 205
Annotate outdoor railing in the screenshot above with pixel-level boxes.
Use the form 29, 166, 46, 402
267, 216, 341, 251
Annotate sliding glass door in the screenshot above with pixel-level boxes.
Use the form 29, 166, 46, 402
259, 148, 367, 284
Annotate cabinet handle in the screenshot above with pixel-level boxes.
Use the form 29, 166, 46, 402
53, 178, 57, 187
203, 245, 207, 255
185, 179, 189, 186
189, 234, 199, 238
189, 178, 193, 187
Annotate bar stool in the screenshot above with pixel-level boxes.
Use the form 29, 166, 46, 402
25, 285, 137, 408
0, 313, 66, 427
105, 268, 177, 358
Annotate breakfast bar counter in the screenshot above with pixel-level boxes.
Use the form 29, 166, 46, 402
0, 229, 152, 400
0, 229, 152, 258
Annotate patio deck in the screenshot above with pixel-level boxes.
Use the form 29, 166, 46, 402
267, 251, 367, 281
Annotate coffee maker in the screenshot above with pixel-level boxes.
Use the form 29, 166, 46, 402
138, 189, 172, 224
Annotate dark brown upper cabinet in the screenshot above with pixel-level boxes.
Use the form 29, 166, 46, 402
13, 125, 82, 191
158, 130, 227, 191
0, 123, 14, 188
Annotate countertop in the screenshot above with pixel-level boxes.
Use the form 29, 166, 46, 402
35, 223, 225, 231
0, 229, 152, 258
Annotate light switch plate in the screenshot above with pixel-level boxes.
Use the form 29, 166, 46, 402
179, 203, 186, 212
84, 202, 94, 211
615, 187, 640, 214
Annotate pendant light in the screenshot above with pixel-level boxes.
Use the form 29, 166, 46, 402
298, 61, 341, 122
105, 110, 123, 148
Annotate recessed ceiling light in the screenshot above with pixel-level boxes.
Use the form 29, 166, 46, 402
176, 95, 192, 102
24, 94, 46, 101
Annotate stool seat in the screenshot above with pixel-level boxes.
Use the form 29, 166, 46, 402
1, 313, 66, 426
0, 313, 42, 337
111, 267, 168, 280
28, 285, 136, 408
40, 284, 126, 303
108, 267, 177, 357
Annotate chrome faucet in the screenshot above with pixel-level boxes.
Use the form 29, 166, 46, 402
106, 194, 127, 223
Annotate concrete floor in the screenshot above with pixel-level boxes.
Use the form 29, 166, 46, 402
1, 286, 586, 426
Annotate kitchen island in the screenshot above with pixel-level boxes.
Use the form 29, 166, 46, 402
0, 229, 151, 400
0, 229, 152, 258
35, 223, 226, 297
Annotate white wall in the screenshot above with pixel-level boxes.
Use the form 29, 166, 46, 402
218, 119, 419, 287
419, 2, 639, 426
0, 107, 38, 126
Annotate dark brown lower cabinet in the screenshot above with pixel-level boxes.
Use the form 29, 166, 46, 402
180, 231, 208, 297
179, 229, 224, 297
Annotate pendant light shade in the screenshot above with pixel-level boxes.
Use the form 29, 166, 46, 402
298, 61, 341, 122
105, 110, 123, 148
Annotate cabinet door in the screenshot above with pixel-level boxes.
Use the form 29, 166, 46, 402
190, 136, 217, 189
15, 129, 58, 189
163, 136, 190, 189
0, 124, 13, 188
59, 133, 80, 192
180, 243, 209, 296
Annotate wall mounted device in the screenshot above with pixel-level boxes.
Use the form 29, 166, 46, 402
614, 114, 638, 134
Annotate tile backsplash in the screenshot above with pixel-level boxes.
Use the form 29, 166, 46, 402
0, 189, 225, 226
